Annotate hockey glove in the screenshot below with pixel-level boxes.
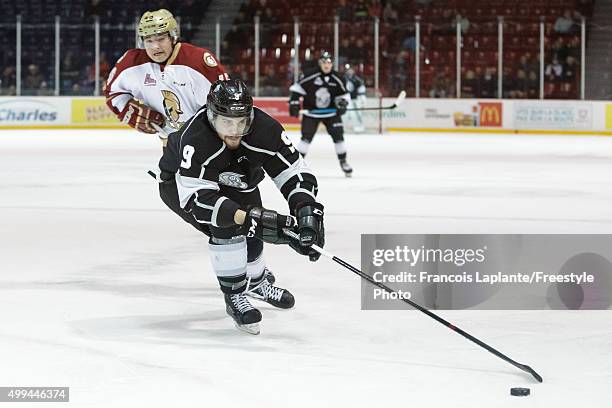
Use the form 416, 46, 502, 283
290, 202, 325, 262
289, 100, 301, 117
119, 98, 166, 134
243, 206, 296, 245
335, 97, 349, 116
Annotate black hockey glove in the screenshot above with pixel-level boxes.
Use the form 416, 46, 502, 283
289, 99, 301, 117
243, 206, 296, 245
290, 202, 325, 262
335, 97, 349, 116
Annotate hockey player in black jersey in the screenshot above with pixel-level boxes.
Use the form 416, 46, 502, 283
289, 51, 353, 177
157, 79, 325, 335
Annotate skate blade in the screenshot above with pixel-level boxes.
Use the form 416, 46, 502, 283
234, 321, 260, 335
344, 172, 353, 178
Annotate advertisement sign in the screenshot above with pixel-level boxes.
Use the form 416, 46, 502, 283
0, 97, 70, 125
254, 98, 299, 125
606, 104, 612, 130
513, 102, 593, 130
71, 98, 123, 126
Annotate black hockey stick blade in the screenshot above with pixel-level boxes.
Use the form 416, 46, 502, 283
519, 364, 543, 383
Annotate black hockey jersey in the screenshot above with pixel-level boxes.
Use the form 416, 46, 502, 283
289, 69, 350, 118
159, 107, 318, 227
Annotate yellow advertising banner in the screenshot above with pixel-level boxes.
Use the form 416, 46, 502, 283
71, 98, 125, 126
606, 104, 612, 130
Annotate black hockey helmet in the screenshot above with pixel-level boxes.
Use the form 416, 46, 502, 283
206, 79, 254, 136
319, 51, 333, 63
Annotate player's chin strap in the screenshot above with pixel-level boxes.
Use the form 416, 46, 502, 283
281, 228, 544, 384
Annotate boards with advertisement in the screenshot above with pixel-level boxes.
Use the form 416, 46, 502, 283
0, 97, 70, 126
71, 98, 125, 127
383, 99, 503, 129
513, 101, 593, 130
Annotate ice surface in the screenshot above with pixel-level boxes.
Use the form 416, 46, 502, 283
1, 129, 611, 407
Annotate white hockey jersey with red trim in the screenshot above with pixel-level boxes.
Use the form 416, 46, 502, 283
104, 42, 228, 132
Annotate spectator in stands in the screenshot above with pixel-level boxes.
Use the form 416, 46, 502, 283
383, 2, 398, 25
261, 66, 282, 96
354, 0, 368, 21
457, 14, 470, 34
352, 38, 368, 64
567, 36, 581, 60
527, 70, 539, 99
517, 55, 535, 75
403, 34, 417, 52
545, 58, 564, 81
336, 0, 352, 21
502, 67, 514, 98
85, 0, 106, 18
552, 38, 569, 62
24, 64, 45, 92
563, 56, 578, 84
339, 38, 352, 66
437, 9, 455, 34
554, 10, 574, 34
512, 69, 529, 98
259, 7, 277, 48
430, 73, 451, 98
368, 0, 382, 19
415, 0, 432, 6
61, 52, 80, 93
1, 66, 17, 95
461, 69, 479, 98
480, 67, 497, 98
391, 51, 408, 96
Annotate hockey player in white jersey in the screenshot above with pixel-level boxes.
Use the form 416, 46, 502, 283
104, 9, 228, 144
343, 64, 367, 133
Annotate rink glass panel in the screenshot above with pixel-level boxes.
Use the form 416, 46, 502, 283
0, 23, 16, 95
21, 23, 54, 96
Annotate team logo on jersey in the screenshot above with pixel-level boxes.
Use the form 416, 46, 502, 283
144, 73, 157, 86
161, 90, 184, 129
314, 77, 324, 86
218, 172, 248, 189
203, 52, 218, 67
315, 87, 331, 109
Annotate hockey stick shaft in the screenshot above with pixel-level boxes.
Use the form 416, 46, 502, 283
283, 230, 543, 383
301, 90, 406, 115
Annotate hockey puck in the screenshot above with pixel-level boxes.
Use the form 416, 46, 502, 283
510, 387, 530, 397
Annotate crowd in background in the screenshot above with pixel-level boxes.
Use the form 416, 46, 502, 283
0, 0, 596, 99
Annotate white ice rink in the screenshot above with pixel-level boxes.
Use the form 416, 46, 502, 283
1, 129, 612, 407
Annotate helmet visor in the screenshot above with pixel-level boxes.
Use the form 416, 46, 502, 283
207, 109, 253, 137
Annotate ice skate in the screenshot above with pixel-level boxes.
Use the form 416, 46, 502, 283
224, 293, 262, 335
340, 160, 353, 177
246, 276, 295, 309
264, 267, 276, 285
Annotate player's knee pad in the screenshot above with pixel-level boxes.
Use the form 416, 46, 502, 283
209, 236, 248, 294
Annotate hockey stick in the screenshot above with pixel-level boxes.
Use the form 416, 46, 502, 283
283, 229, 543, 383
300, 90, 406, 115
